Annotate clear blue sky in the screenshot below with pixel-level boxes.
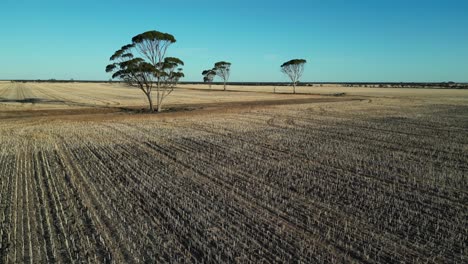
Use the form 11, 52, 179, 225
0, 0, 467, 82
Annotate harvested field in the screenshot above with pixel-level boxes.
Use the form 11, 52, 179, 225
0, 82, 332, 112
0, 83, 467, 263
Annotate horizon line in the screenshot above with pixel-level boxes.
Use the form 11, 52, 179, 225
1, 79, 467, 84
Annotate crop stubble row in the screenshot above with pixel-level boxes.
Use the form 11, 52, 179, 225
0, 99, 466, 263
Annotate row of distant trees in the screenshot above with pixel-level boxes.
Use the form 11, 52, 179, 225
201, 62, 231, 91
200, 59, 307, 95
104, 29, 465, 113
106, 29, 307, 112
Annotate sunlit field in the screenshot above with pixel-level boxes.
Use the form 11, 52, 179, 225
0, 82, 467, 263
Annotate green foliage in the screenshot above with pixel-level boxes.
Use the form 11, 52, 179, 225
122, 53, 134, 60
131, 30, 176, 44
109, 44, 135, 61
214, 61, 231, 68
203, 70, 215, 76
202, 69, 215, 76
105, 64, 117, 73
162, 57, 184, 70
202, 69, 216, 83
121, 44, 135, 50
213, 62, 231, 78
212, 61, 231, 90
280, 59, 307, 93
281, 59, 307, 68
110, 59, 154, 80
105, 29, 183, 111
159, 58, 185, 85
109, 49, 125, 61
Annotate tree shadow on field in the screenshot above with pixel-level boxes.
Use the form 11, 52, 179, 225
117, 106, 201, 114
0, 97, 65, 104
0, 97, 100, 108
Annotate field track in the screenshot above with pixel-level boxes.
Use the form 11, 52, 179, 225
0, 83, 467, 263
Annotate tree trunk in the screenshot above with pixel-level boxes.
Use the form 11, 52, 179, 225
224, 81, 226, 91
156, 91, 163, 112
293, 83, 296, 94
146, 92, 154, 111
156, 78, 161, 112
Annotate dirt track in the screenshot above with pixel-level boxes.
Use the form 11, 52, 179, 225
0, 96, 359, 121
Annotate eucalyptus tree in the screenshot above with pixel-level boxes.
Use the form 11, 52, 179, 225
213, 61, 231, 91
281, 59, 307, 94
202, 69, 216, 89
106, 30, 184, 112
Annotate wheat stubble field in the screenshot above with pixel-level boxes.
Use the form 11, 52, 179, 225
0, 81, 467, 263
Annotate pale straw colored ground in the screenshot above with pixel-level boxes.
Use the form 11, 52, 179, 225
1, 82, 466, 112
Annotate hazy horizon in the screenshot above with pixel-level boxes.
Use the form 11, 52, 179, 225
2, 79, 467, 84
1, 0, 467, 82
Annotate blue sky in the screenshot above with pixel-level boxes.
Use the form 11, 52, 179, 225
0, 0, 467, 82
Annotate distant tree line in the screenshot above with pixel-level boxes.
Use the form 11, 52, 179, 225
201, 59, 307, 94
12, 26, 465, 113
201, 62, 232, 91
341, 82, 467, 89
9, 79, 467, 90
10, 79, 111, 83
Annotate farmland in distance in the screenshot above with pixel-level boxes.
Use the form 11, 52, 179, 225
0, 82, 467, 263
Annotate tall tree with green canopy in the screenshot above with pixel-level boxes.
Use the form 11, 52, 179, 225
213, 61, 231, 91
106, 30, 184, 112
281, 59, 307, 94
202, 69, 216, 89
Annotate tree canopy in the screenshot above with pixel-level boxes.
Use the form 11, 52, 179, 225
213, 61, 231, 91
105, 30, 183, 112
281, 59, 307, 94
202, 69, 216, 88
131, 30, 177, 67
281, 59, 306, 68
131, 31, 176, 44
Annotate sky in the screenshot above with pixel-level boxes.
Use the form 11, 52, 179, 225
0, 0, 467, 82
